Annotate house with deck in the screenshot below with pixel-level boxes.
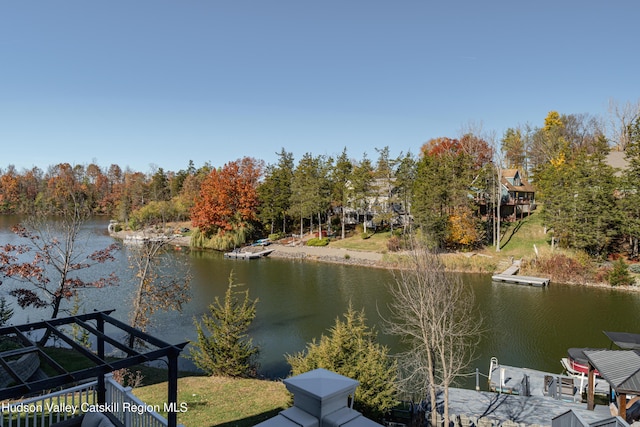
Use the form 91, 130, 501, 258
499, 169, 536, 220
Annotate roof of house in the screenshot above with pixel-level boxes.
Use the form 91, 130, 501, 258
501, 169, 535, 193
606, 151, 630, 177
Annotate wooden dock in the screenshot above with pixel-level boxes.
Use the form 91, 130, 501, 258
443, 387, 611, 426
491, 274, 550, 286
224, 248, 274, 259
487, 358, 609, 401
492, 259, 550, 286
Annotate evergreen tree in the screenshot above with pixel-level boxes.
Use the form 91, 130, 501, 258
331, 148, 353, 240
412, 138, 475, 248
537, 136, 620, 256
350, 154, 374, 233
609, 257, 633, 287
258, 149, 294, 235
621, 116, 640, 258
189, 274, 259, 377
286, 305, 398, 421
394, 152, 416, 234
289, 153, 332, 239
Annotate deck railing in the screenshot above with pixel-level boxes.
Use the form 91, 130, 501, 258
1, 380, 96, 426
105, 374, 184, 427
1, 375, 183, 427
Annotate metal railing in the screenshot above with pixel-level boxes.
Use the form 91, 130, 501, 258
1, 375, 183, 427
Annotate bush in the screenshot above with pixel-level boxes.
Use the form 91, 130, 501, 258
286, 306, 398, 421
189, 274, 259, 377
387, 236, 401, 252
306, 237, 329, 246
268, 233, 285, 241
532, 253, 594, 284
609, 258, 634, 287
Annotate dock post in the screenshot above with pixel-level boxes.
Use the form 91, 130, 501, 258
476, 368, 480, 391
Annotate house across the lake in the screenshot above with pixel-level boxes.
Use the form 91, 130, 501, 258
500, 168, 536, 220
477, 168, 536, 221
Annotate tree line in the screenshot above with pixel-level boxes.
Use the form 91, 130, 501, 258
2, 101, 640, 257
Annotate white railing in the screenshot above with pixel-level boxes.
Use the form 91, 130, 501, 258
1, 380, 96, 426
1, 375, 182, 427
104, 374, 184, 427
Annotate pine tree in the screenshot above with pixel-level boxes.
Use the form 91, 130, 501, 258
286, 305, 397, 421
609, 257, 633, 287
189, 274, 259, 377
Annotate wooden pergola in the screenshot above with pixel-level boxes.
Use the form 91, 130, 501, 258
0, 310, 188, 427
585, 349, 640, 422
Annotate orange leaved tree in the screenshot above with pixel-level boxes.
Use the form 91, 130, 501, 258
191, 157, 263, 239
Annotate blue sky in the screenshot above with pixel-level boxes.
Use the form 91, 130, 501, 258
1, 1, 638, 173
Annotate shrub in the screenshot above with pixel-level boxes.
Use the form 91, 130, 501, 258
532, 253, 594, 284
609, 258, 634, 287
306, 237, 329, 246
189, 274, 259, 377
268, 233, 285, 241
286, 306, 398, 421
387, 236, 401, 252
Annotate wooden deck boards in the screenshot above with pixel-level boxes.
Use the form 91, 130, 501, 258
444, 387, 611, 426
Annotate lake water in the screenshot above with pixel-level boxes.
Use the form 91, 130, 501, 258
1, 216, 638, 385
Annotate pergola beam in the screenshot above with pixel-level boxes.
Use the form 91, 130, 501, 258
0, 310, 187, 427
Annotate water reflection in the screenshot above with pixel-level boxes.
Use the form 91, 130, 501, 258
0, 216, 638, 382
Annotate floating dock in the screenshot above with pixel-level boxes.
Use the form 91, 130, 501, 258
491, 274, 550, 286
224, 248, 274, 259
492, 259, 550, 286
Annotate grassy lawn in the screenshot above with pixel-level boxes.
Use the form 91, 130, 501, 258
330, 231, 392, 252
492, 212, 550, 258
133, 376, 290, 427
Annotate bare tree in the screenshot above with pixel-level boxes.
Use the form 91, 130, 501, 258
127, 236, 191, 348
609, 98, 640, 151
385, 245, 482, 427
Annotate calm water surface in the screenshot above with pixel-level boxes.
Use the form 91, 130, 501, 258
1, 216, 638, 384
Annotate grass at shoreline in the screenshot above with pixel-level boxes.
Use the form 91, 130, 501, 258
330, 230, 391, 252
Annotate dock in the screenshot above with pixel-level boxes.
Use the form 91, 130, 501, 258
487, 357, 609, 401
224, 248, 274, 259
492, 259, 550, 286
443, 387, 611, 426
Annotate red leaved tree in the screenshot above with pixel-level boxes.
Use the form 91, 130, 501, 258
0, 198, 119, 343
191, 157, 263, 236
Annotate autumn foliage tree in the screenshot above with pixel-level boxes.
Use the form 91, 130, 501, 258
0, 198, 119, 343
413, 136, 490, 248
191, 157, 263, 247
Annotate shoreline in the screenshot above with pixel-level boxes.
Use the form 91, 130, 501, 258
109, 230, 640, 292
